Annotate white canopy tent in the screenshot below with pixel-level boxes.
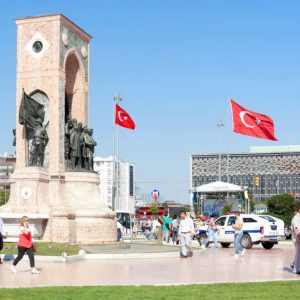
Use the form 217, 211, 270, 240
191, 181, 250, 214
194, 181, 247, 193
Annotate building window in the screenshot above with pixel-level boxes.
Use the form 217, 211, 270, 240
129, 166, 134, 197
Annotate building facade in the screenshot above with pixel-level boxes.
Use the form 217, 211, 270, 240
94, 156, 135, 213
0, 154, 16, 193
191, 145, 300, 202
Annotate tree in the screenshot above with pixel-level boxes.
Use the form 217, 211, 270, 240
149, 202, 159, 215
222, 203, 232, 215
267, 194, 297, 226
0, 191, 10, 206
267, 194, 297, 216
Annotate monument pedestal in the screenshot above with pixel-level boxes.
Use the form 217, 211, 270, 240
1, 169, 116, 243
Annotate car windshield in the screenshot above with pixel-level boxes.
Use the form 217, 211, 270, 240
259, 215, 276, 222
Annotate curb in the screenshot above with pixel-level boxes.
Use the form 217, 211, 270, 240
1, 249, 204, 262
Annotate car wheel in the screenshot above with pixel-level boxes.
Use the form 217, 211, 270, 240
198, 233, 207, 246
241, 234, 252, 249
262, 242, 275, 249
220, 243, 231, 248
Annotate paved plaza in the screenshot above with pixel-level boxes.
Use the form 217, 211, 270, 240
0, 242, 298, 288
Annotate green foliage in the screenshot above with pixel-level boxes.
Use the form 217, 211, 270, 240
222, 203, 232, 215
0, 191, 9, 206
266, 194, 297, 226
267, 194, 297, 215
148, 202, 159, 214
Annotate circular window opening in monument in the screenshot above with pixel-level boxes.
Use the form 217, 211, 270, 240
32, 41, 43, 53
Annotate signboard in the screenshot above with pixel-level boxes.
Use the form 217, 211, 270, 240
151, 189, 160, 200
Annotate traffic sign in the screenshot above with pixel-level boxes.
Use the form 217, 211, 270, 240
151, 189, 160, 200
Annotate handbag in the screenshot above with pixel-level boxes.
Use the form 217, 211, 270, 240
32, 243, 37, 252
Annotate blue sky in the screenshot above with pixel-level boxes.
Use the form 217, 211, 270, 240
1, 1, 300, 203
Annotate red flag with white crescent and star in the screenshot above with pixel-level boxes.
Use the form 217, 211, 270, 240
115, 104, 135, 130
230, 99, 277, 141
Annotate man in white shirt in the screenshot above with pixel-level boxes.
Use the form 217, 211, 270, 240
178, 211, 195, 258
291, 207, 300, 274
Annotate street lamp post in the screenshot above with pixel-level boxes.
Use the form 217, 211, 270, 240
217, 120, 224, 181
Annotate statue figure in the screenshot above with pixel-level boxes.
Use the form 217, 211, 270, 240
64, 118, 73, 162
29, 119, 49, 167
70, 123, 81, 169
83, 128, 97, 171
12, 129, 16, 146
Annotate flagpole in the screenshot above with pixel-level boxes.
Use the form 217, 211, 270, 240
217, 120, 224, 181
112, 93, 123, 211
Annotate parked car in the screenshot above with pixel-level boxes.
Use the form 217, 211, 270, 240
196, 214, 285, 250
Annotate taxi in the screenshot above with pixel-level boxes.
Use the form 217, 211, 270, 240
196, 214, 285, 249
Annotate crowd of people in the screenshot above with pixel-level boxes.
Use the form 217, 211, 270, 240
2, 208, 300, 272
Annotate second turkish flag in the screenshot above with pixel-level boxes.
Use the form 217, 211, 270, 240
230, 99, 277, 141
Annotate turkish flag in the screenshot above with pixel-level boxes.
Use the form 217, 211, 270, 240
115, 104, 135, 130
230, 99, 277, 141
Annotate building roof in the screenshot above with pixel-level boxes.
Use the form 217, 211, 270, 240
194, 181, 246, 193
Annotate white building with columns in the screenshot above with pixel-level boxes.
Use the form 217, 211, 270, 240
94, 156, 135, 214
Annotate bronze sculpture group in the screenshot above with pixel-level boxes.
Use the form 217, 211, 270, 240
65, 118, 97, 171
18, 90, 97, 171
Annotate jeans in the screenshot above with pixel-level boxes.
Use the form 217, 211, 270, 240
0, 232, 3, 252
163, 229, 170, 243
172, 229, 178, 243
203, 229, 218, 248
180, 233, 193, 257
234, 232, 244, 254
293, 242, 300, 273
13, 246, 35, 268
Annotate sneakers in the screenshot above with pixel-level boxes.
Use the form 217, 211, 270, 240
9, 266, 17, 273
31, 268, 40, 274
234, 254, 239, 258
201, 244, 207, 250
240, 249, 246, 256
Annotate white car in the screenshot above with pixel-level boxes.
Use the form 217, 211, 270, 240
196, 214, 285, 249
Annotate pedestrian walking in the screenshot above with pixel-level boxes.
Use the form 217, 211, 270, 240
178, 211, 194, 258
9, 216, 40, 274
291, 207, 300, 274
202, 215, 219, 249
232, 211, 245, 257
151, 216, 161, 240
162, 213, 171, 244
171, 215, 179, 245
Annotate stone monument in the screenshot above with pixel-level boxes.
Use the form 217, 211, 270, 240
0, 14, 116, 243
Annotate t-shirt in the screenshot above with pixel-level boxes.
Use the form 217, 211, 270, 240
179, 217, 194, 234
162, 216, 171, 231
234, 216, 243, 234
18, 226, 33, 248
291, 214, 300, 242
151, 220, 161, 232
171, 219, 179, 230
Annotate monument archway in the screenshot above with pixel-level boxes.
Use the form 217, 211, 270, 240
64, 50, 87, 125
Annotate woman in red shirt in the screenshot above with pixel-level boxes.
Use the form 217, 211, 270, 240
9, 216, 40, 274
